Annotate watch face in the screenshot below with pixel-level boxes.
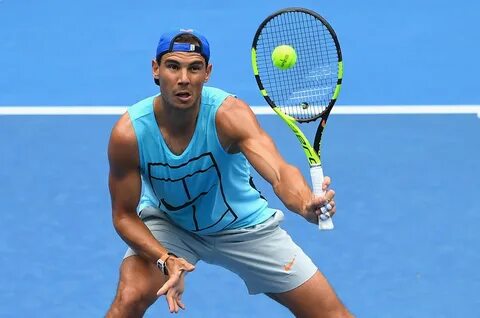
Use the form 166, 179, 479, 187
157, 260, 165, 269
157, 259, 167, 275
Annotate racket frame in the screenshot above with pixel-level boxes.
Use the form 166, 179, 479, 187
251, 7, 343, 230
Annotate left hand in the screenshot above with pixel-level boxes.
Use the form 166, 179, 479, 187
156, 256, 195, 313
302, 176, 336, 224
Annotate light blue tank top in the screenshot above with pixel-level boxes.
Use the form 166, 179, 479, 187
127, 86, 276, 235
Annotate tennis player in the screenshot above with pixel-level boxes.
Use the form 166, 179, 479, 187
105, 29, 352, 318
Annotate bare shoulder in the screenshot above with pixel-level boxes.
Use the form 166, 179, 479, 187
216, 96, 264, 153
108, 112, 139, 167
216, 96, 254, 117
216, 96, 261, 132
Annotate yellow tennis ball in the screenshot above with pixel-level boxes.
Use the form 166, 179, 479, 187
271, 45, 297, 70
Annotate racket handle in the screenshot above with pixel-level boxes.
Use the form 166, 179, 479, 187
310, 165, 334, 230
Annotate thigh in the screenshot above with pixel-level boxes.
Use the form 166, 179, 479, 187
210, 211, 318, 295
114, 210, 206, 313
267, 271, 351, 318
124, 210, 202, 265
116, 255, 166, 303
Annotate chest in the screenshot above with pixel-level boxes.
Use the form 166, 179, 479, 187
146, 151, 220, 212
161, 129, 194, 156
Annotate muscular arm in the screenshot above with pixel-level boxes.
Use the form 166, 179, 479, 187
216, 97, 313, 217
108, 113, 169, 262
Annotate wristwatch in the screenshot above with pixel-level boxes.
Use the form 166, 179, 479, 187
156, 252, 177, 275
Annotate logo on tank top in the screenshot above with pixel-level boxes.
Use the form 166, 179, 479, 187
147, 152, 238, 233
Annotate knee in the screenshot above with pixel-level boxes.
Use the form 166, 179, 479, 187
327, 305, 354, 318
298, 299, 353, 318
114, 285, 157, 314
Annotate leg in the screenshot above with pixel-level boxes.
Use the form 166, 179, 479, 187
106, 255, 166, 318
106, 211, 201, 317
205, 210, 352, 317
266, 270, 353, 318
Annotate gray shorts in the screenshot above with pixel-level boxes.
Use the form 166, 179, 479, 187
124, 207, 317, 294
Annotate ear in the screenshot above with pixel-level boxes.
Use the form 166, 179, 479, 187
152, 59, 160, 81
204, 63, 213, 83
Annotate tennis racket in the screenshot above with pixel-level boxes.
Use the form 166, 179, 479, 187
251, 7, 343, 230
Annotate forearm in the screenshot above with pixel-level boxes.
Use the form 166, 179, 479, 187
216, 100, 314, 215
113, 212, 168, 263
273, 164, 312, 216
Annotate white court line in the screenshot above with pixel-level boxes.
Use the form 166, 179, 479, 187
0, 105, 479, 116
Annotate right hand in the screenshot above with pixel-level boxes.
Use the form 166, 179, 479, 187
302, 176, 336, 224
156, 256, 195, 313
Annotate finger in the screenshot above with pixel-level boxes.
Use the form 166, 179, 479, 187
167, 289, 181, 313
319, 201, 333, 213
177, 295, 186, 310
312, 192, 333, 206
166, 292, 175, 313
319, 212, 331, 221
324, 201, 336, 212
328, 200, 335, 209
329, 208, 336, 217
325, 189, 335, 202
328, 201, 336, 216
157, 283, 170, 296
311, 196, 327, 207
320, 205, 328, 214
322, 176, 331, 191
180, 261, 195, 272
157, 277, 177, 296
173, 295, 179, 313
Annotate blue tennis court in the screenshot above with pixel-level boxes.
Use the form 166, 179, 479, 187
1, 1, 479, 317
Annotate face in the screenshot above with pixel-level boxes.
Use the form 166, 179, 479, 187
152, 52, 212, 110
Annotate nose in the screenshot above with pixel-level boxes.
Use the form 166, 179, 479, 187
178, 68, 190, 85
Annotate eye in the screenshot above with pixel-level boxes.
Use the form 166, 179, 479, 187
166, 63, 179, 70
190, 64, 203, 72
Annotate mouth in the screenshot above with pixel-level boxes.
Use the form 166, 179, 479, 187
175, 91, 192, 102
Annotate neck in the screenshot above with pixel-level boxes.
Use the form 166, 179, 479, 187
154, 96, 200, 132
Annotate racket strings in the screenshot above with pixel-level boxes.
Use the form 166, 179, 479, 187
255, 11, 339, 121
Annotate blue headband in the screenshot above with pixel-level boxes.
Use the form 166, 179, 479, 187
156, 29, 210, 62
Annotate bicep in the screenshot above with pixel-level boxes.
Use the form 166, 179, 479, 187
217, 98, 289, 187
107, 116, 142, 219
108, 162, 141, 218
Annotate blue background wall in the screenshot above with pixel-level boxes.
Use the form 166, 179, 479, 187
1, 0, 479, 106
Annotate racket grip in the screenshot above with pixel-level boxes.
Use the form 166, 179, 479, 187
310, 165, 334, 230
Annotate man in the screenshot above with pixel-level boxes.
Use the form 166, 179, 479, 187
106, 28, 352, 318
